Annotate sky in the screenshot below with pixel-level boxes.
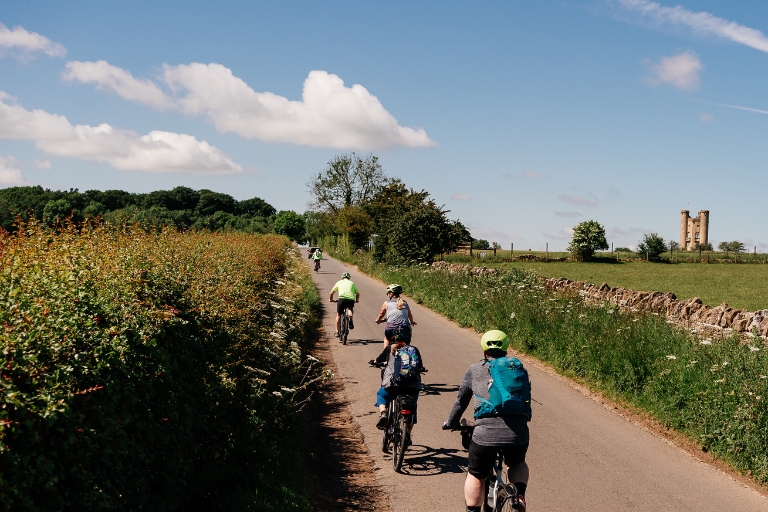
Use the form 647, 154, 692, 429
1, 0, 767, 251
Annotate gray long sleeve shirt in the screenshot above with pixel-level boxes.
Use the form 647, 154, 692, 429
446, 359, 530, 447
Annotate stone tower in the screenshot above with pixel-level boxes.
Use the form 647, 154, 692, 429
680, 210, 709, 250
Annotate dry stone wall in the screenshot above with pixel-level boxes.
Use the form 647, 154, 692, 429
430, 261, 768, 337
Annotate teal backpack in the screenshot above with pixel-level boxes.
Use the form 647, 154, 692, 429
473, 357, 532, 420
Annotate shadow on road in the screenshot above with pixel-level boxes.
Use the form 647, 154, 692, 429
393, 444, 469, 477
421, 383, 460, 396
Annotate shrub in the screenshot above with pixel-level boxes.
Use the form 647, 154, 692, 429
0, 221, 321, 511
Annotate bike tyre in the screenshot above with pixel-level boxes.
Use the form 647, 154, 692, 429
393, 410, 408, 472
381, 428, 389, 453
341, 316, 348, 345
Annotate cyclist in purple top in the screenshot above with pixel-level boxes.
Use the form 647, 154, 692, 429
374, 284, 416, 348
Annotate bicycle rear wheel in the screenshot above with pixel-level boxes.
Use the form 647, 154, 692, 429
392, 409, 408, 472
341, 315, 348, 344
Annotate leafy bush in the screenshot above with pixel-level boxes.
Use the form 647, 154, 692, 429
636, 233, 667, 261
0, 222, 321, 511
567, 220, 608, 261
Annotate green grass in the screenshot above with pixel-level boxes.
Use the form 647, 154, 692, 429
439, 253, 768, 311
334, 251, 768, 485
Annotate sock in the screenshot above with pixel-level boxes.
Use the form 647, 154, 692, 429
466, 507, 481, 512
514, 482, 527, 497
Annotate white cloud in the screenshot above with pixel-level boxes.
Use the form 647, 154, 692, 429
558, 193, 599, 207
522, 170, 541, 178
643, 51, 702, 90
555, 211, 582, 218
0, 92, 242, 175
544, 227, 575, 241
615, 0, 768, 54
0, 156, 28, 186
451, 193, 471, 201
33, 159, 53, 169
66, 60, 435, 150
699, 112, 714, 123
63, 61, 173, 110
0, 22, 66, 60
693, 99, 768, 116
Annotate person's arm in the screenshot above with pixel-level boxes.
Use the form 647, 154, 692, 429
355, 292, 360, 303
375, 302, 387, 323
329, 284, 337, 302
445, 367, 474, 427
407, 304, 415, 325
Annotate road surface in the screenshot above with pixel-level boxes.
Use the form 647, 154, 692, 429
309, 254, 768, 511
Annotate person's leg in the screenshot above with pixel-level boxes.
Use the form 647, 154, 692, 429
375, 388, 389, 429
464, 473, 484, 508
335, 313, 341, 334
507, 461, 529, 486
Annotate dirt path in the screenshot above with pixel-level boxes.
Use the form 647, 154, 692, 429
308, 255, 768, 511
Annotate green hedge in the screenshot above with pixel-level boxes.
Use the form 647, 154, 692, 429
0, 223, 322, 511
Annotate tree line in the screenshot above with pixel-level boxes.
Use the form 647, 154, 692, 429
0, 185, 307, 240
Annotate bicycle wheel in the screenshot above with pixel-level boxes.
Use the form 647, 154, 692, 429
341, 315, 348, 345
392, 408, 408, 472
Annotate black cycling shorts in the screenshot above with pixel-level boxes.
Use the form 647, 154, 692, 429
467, 441, 528, 479
336, 298, 355, 315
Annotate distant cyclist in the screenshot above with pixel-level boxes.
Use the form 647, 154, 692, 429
369, 325, 424, 433
375, 284, 416, 348
312, 248, 323, 271
329, 272, 359, 338
443, 330, 531, 512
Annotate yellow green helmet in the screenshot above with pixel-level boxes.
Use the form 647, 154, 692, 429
480, 330, 509, 351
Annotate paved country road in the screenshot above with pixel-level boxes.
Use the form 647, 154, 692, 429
308, 254, 768, 511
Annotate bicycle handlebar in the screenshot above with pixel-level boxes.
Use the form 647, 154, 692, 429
367, 360, 427, 373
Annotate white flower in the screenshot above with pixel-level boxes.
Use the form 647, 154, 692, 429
714, 379, 725, 384
462, 285, 468, 289
509, 312, 516, 319
579, 314, 586, 318
689, 361, 698, 365
750, 347, 760, 352
666, 355, 677, 360
700, 340, 712, 345
722, 361, 729, 366
760, 375, 768, 379
607, 309, 615, 314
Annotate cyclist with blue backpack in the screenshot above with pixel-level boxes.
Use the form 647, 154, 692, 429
443, 330, 531, 512
369, 325, 424, 431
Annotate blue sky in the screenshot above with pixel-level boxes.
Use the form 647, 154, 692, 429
1, 1, 767, 251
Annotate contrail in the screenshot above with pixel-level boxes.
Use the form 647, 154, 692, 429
690, 98, 768, 116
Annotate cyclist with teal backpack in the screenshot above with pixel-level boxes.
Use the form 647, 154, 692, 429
443, 330, 532, 512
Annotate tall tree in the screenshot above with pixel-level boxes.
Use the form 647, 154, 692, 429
307, 153, 386, 213
636, 233, 666, 261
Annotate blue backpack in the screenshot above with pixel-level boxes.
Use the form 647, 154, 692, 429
391, 345, 420, 386
474, 357, 532, 420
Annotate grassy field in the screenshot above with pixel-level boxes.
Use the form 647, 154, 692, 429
333, 251, 768, 486
441, 253, 768, 311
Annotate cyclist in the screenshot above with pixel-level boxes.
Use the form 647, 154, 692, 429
443, 330, 530, 512
329, 272, 359, 338
370, 325, 424, 433
375, 284, 416, 348
312, 248, 323, 270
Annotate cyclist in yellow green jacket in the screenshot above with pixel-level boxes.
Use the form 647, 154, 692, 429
329, 272, 360, 338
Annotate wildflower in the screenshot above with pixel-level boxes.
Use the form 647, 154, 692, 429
462, 285, 468, 289
509, 312, 516, 319
700, 340, 712, 345
272, 391, 283, 397
760, 375, 768, 379
666, 355, 677, 360
607, 309, 615, 314
689, 361, 698, 365
722, 361, 729, 366
714, 379, 725, 384
579, 314, 586, 318
750, 347, 760, 352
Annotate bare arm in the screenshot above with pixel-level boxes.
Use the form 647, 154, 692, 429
355, 292, 360, 303
375, 302, 387, 323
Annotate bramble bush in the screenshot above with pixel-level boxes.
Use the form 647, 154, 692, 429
336, 251, 768, 484
0, 221, 322, 511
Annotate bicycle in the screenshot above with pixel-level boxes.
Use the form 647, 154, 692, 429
313, 258, 321, 272
369, 362, 427, 472
332, 300, 352, 345
447, 419, 523, 511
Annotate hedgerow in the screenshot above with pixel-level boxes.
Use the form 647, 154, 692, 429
0, 221, 322, 511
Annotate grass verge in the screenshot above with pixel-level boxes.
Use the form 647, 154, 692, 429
334, 251, 768, 486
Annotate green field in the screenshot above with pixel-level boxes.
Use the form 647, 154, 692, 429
441, 253, 768, 311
